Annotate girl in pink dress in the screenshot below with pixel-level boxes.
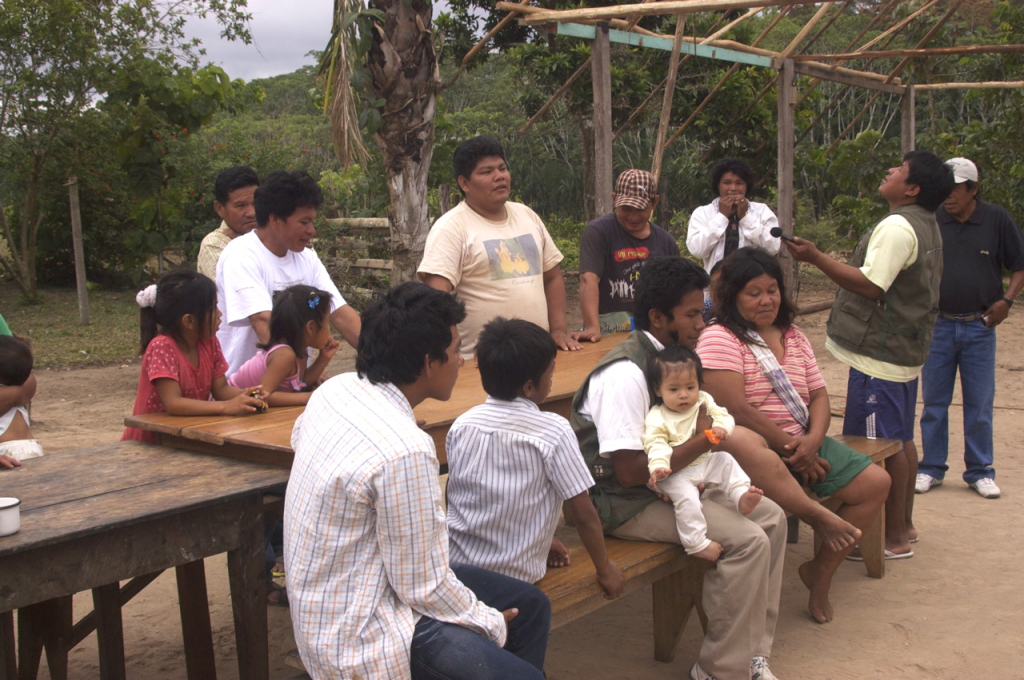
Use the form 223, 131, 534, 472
122, 269, 265, 444
227, 285, 339, 407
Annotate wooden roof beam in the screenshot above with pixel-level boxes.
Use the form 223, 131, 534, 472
522, 0, 824, 24
915, 81, 1024, 90
796, 44, 1024, 61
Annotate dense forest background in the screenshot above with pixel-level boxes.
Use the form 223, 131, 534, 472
2, 0, 1022, 294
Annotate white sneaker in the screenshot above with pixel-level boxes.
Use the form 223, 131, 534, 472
690, 662, 718, 680
915, 473, 942, 494
751, 656, 779, 680
970, 478, 1001, 499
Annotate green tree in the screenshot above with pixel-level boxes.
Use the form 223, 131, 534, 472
0, 0, 251, 298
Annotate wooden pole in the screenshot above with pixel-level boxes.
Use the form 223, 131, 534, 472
651, 15, 686, 185
518, 57, 591, 134
592, 22, 614, 216
795, 44, 1024, 61
67, 177, 89, 326
777, 59, 798, 302
901, 84, 916, 155
522, 0, 824, 25
914, 81, 1024, 90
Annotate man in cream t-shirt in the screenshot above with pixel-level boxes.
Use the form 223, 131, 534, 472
783, 150, 954, 560
418, 135, 581, 358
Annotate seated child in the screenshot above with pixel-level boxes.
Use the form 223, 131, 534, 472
122, 268, 266, 444
227, 285, 339, 407
643, 344, 763, 562
0, 335, 42, 464
445, 317, 625, 599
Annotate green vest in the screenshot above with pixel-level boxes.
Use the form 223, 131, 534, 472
570, 331, 660, 533
826, 203, 943, 367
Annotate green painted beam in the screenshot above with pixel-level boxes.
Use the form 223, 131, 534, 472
556, 22, 776, 69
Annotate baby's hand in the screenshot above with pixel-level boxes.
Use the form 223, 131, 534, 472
320, 337, 341, 360
0, 454, 21, 469
712, 426, 729, 442
648, 467, 671, 490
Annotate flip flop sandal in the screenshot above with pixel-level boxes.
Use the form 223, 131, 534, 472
846, 548, 914, 562
267, 582, 289, 608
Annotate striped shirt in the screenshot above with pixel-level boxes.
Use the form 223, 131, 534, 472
697, 324, 825, 437
285, 373, 506, 680
446, 397, 595, 583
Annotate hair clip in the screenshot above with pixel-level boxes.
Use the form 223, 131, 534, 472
308, 293, 320, 310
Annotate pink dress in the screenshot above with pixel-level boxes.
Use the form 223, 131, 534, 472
227, 344, 304, 393
122, 335, 229, 444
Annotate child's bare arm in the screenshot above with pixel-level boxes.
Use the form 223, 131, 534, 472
0, 454, 20, 469
251, 347, 311, 407
0, 374, 35, 413
303, 338, 340, 386
156, 378, 262, 416
565, 492, 625, 600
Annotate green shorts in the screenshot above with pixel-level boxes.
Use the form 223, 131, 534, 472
796, 436, 872, 498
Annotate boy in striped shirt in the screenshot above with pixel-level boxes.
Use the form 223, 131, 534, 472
446, 317, 625, 598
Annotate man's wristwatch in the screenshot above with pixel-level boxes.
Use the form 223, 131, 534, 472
1002, 296, 1014, 308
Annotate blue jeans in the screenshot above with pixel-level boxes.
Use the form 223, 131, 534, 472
410, 563, 550, 680
920, 317, 997, 483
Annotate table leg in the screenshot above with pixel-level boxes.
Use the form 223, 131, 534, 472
1, 611, 15, 680
17, 595, 72, 680
91, 583, 126, 680
175, 560, 217, 680
227, 496, 269, 680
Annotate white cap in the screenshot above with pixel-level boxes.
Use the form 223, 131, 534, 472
947, 157, 978, 184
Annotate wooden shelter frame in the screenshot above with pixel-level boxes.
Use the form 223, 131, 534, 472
481, 1, 1024, 300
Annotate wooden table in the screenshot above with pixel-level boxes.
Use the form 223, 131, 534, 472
125, 333, 630, 469
0, 441, 290, 680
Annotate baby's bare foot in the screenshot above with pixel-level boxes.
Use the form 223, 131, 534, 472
808, 510, 861, 552
798, 560, 834, 624
738, 486, 764, 515
691, 541, 723, 562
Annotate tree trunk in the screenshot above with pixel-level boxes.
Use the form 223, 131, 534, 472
367, 0, 438, 284
578, 116, 598, 222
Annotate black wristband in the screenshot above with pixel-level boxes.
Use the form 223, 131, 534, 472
1002, 296, 1014, 308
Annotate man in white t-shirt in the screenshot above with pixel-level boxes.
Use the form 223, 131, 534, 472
784, 151, 954, 559
215, 170, 361, 375
418, 135, 581, 358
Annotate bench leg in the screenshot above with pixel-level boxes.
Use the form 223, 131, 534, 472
859, 503, 886, 579
92, 583, 127, 680
652, 567, 704, 663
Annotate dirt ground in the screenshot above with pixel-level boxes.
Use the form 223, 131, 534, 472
22, 302, 1024, 679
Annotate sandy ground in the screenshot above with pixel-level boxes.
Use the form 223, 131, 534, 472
20, 306, 1024, 679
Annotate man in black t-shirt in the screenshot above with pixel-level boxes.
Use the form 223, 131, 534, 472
578, 169, 680, 339
917, 157, 1024, 502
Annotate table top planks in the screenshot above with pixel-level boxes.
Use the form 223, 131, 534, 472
125, 333, 630, 465
0, 441, 289, 556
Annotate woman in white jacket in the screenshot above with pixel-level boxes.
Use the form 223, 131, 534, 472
687, 158, 780, 273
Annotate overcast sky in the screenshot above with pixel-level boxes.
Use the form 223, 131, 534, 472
187, 1, 457, 82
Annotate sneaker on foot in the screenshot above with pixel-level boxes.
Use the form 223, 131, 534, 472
690, 662, 718, 680
915, 473, 942, 494
752, 655, 779, 680
969, 478, 1001, 499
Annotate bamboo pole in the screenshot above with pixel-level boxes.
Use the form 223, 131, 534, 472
651, 15, 686, 184
460, 0, 531, 68
851, 0, 944, 54
522, 0, 824, 25
700, 8, 759, 44
780, 2, 834, 58
517, 58, 592, 134
914, 81, 1024, 90
796, 44, 1024, 61
496, 2, 661, 37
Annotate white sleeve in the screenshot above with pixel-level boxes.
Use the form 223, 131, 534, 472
305, 250, 347, 312
740, 202, 781, 255
686, 203, 729, 261
584, 360, 651, 456
701, 392, 736, 436
221, 250, 272, 326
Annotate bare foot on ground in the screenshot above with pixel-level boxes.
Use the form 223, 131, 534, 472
691, 540, 723, 562
798, 559, 834, 624
738, 486, 764, 515
548, 536, 571, 568
807, 510, 861, 552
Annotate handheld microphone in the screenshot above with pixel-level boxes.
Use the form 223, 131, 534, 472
769, 227, 796, 243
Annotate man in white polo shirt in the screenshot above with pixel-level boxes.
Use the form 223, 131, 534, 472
215, 170, 360, 375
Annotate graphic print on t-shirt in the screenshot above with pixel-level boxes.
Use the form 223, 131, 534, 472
485, 235, 541, 280
608, 247, 652, 301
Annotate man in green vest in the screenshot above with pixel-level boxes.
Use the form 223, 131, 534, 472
783, 150, 954, 561
570, 257, 788, 680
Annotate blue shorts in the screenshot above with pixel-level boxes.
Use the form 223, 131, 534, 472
842, 368, 918, 443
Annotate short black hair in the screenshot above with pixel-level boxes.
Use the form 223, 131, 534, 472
634, 258, 709, 331
646, 344, 703, 398
357, 282, 467, 386
213, 166, 260, 205
141, 268, 219, 352
262, 285, 333, 361
476, 317, 557, 401
710, 158, 757, 198
712, 247, 795, 344
0, 336, 33, 387
904, 150, 955, 212
453, 135, 507, 195
254, 170, 323, 227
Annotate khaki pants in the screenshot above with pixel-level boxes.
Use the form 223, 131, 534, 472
611, 491, 785, 680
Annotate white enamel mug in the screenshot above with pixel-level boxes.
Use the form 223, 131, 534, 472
0, 497, 21, 537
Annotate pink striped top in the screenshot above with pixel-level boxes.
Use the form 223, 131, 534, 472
696, 324, 825, 438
